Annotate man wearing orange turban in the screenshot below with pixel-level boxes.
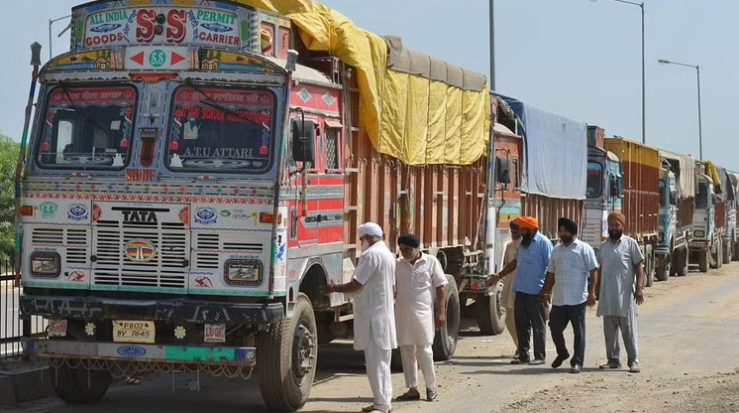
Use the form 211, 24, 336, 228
489, 216, 553, 365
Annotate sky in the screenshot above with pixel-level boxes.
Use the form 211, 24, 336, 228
0, 0, 736, 169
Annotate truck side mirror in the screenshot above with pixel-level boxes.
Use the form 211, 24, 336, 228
610, 179, 622, 198
496, 157, 510, 185
291, 119, 316, 165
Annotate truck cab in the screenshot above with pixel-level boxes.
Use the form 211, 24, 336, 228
583, 147, 621, 253
691, 174, 715, 272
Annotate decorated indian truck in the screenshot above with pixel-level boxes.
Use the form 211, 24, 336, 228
655, 151, 695, 280
584, 126, 621, 253
690, 161, 726, 272
16, 0, 497, 410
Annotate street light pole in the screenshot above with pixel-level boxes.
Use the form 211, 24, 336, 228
48, 15, 72, 60
490, 0, 495, 91
658, 59, 703, 161
590, 0, 646, 145
696, 65, 703, 161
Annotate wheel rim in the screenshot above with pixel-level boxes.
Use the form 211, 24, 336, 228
291, 321, 316, 386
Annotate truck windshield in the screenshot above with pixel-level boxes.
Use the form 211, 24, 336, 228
587, 162, 603, 198
165, 86, 276, 174
696, 183, 708, 209
36, 85, 137, 170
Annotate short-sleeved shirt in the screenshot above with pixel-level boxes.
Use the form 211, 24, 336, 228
352, 241, 397, 351
597, 236, 645, 317
547, 238, 599, 306
395, 253, 448, 345
513, 232, 554, 295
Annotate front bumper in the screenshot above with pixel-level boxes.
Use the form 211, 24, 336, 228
20, 295, 284, 325
24, 340, 256, 366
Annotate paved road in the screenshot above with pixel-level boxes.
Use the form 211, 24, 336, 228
11, 263, 739, 413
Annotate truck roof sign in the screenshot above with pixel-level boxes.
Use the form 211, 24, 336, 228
71, 0, 291, 58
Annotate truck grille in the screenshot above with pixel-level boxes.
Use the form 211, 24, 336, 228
194, 233, 264, 270
93, 224, 189, 290
31, 227, 88, 265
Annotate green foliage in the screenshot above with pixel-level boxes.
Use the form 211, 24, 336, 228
0, 133, 20, 260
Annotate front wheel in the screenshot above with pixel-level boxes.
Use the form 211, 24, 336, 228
258, 293, 318, 412
699, 250, 709, 273
433, 274, 461, 361
723, 240, 732, 264
711, 241, 723, 269
655, 255, 669, 282
475, 282, 505, 336
674, 247, 689, 277
50, 362, 111, 404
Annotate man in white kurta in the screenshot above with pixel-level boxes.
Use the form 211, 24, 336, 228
395, 234, 447, 403
322, 223, 397, 413
501, 220, 522, 359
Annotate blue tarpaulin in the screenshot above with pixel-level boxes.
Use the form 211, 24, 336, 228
493, 93, 587, 200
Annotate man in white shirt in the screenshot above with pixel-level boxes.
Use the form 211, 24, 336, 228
394, 234, 447, 404
539, 218, 599, 374
322, 223, 397, 413
501, 220, 522, 360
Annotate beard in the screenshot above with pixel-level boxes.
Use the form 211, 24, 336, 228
521, 233, 534, 246
609, 230, 623, 241
560, 235, 573, 244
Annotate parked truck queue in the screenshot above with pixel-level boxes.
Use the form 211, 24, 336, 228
11, 0, 739, 412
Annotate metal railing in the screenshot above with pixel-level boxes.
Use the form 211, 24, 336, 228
0, 257, 47, 361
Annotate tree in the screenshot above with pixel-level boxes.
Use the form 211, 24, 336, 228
0, 133, 20, 260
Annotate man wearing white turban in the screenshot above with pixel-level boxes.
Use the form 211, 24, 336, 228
322, 223, 397, 413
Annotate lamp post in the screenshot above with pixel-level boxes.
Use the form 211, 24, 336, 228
49, 15, 72, 60
658, 59, 703, 161
590, 0, 645, 145
490, 0, 495, 90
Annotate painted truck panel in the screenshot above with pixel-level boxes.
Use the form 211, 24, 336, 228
605, 138, 660, 238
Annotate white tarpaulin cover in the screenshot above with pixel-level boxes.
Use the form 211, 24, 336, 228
495, 94, 587, 200
660, 150, 697, 198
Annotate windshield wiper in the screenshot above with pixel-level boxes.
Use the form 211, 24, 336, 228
59, 83, 112, 137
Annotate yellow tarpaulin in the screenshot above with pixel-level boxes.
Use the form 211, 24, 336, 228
704, 161, 722, 188
238, 0, 490, 165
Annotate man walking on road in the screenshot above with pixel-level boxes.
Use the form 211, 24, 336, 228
322, 223, 397, 413
501, 220, 522, 361
394, 234, 447, 403
539, 218, 599, 374
489, 216, 553, 365
598, 212, 645, 374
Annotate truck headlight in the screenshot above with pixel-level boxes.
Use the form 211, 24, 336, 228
225, 260, 263, 286
30, 252, 61, 277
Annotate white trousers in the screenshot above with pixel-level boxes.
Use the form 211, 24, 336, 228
364, 339, 393, 412
399, 344, 436, 390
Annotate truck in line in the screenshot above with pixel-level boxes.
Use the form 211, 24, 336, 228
16, 0, 500, 410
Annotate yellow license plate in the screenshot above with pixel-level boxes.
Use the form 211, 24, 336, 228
113, 320, 155, 344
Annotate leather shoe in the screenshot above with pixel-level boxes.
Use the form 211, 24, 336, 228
570, 364, 582, 374
551, 354, 570, 369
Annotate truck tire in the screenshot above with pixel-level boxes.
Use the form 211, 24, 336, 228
433, 274, 461, 361
711, 242, 723, 269
258, 293, 318, 412
644, 245, 654, 287
475, 281, 505, 336
723, 240, 732, 264
50, 363, 112, 404
655, 255, 669, 282
699, 250, 709, 273
675, 247, 689, 277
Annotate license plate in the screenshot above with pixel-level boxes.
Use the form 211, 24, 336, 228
48, 319, 67, 338
113, 320, 155, 344
204, 324, 226, 343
